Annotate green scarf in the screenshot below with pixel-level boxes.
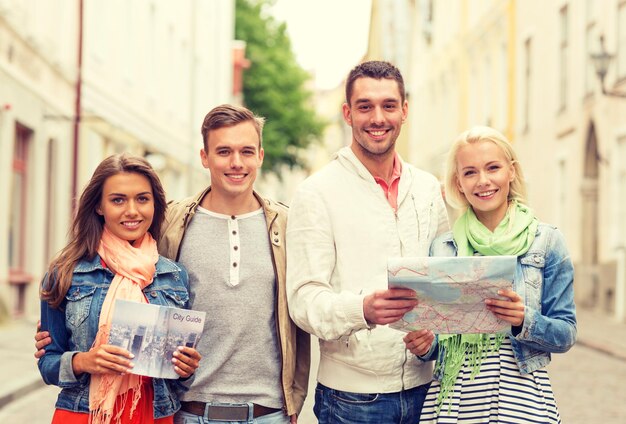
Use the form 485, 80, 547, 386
434, 201, 538, 412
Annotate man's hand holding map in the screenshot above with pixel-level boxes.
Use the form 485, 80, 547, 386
387, 255, 517, 334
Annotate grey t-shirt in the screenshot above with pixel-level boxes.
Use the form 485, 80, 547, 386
178, 206, 283, 408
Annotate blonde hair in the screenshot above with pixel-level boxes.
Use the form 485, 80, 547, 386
444, 126, 528, 210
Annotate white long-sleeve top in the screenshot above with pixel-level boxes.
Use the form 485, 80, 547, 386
286, 146, 449, 393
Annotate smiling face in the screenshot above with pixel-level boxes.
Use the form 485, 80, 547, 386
343, 77, 408, 161
96, 172, 155, 243
200, 121, 264, 206
455, 141, 516, 231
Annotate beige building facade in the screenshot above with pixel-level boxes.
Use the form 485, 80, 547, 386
367, 0, 415, 159
406, 0, 626, 320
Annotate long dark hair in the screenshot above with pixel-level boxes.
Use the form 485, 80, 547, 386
41, 153, 167, 308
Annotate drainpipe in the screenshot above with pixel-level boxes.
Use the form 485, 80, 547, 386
187, 0, 197, 196
616, 245, 625, 322
71, 0, 84, 214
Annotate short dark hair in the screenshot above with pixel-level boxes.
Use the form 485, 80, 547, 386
200, 104, 265, 151
345, 61, 406, 105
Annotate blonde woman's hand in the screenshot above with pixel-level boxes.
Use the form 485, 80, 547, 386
403, 329, 435, 356
72, 345, 134, 376
172, 346, 201, 378
485, 289, 525, 327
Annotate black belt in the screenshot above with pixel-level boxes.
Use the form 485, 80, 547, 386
180, 401, 281, 421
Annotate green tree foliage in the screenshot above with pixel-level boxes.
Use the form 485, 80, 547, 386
235, 0, 325, 174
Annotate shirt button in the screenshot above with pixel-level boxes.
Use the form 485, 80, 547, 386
231, 215, 236, 220
232, 230, 237, 235
274, 238, 279, 243
234, 246, 239, 251
273, 231, 279, 235
534, 256, 541, 263
233, 262, 238, 268
150, 291, 157, 298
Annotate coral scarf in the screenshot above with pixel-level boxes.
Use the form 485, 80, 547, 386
89, 227, 158, 424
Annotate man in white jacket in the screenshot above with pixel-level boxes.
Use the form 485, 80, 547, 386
286, 61, 449, 423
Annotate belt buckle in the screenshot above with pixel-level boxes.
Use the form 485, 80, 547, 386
205, 402, 252, 422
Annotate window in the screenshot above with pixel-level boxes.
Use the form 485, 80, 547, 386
420, 0, 434, 44
44, 138, 58, 263
147, 2, 157, 104
122, 2, 135, 84
584, 0, 600, 96
166, 25, 175, 118
498, 43, 508, 131
469, 66, 478, 125
556, 156, 567, 228
9, 123, 32, 275
9, 123, 33, 315
439, 72, 447, 136
618, 137, 626, 246
618, 2, 626, 80
523, 37, 532, 132
559, 5, 569, 112
482, 54, 492, 126
585, 23, 598, 95
90, 0, 108, 64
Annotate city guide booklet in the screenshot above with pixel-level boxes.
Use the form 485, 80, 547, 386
108, 299, 206, 379
387, 255, 516, 334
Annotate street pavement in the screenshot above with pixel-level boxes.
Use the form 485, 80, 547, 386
1, 308, 625, 423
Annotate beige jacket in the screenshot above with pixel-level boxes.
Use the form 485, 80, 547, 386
159, 187, 310, 416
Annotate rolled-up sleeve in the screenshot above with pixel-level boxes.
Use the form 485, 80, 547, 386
514, 228, 577, 353
38, 298, 85, 388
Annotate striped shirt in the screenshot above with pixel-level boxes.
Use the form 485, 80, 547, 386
420, 338, 561, 423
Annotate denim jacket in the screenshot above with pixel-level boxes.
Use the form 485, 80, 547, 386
38, 254, 191, 418
427, 223, 577, 376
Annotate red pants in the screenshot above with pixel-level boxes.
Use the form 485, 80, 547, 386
51, 378, 173, 424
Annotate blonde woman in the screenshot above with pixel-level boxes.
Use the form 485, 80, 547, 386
405, 126, 576, 423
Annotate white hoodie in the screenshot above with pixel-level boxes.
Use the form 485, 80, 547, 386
286, 147, 449, 393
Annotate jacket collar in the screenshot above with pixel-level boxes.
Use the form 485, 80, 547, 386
256, 191, 277, 226
73, 254, 104, 273
438, 222, 546, 254
74, 253, 181, 275
335, 146, 378, 182
335, 146, 413, 204
190, 186, 276, 222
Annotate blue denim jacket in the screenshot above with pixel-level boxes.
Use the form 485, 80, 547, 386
427, 223, 577, 376
38, 254, 191, 418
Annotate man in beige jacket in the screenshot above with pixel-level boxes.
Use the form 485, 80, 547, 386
37, 104, 310, 424
161, 104, 309, 424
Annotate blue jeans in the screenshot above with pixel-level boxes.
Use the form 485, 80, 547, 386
313, 382, 431, 424
174, 409, 289, 424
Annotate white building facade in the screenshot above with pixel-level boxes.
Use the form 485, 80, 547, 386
0, 0, 235, 319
